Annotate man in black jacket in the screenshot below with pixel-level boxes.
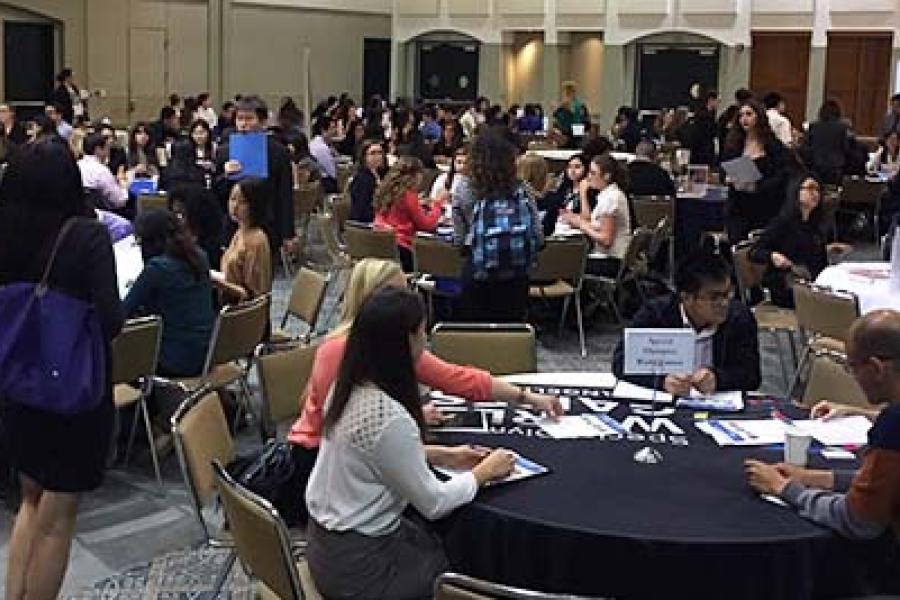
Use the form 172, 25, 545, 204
612, 249, 761, 394
215, 95, 295, 254
627, 141, 676, 197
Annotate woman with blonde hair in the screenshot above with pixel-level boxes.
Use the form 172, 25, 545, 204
373, 156, 448, 271
284, 258, 562, 526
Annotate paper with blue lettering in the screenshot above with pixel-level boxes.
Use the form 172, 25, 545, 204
435, 453, 549, 486
623, 328, 695, 375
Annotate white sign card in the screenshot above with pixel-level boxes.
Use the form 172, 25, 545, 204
623, 328, 696, 375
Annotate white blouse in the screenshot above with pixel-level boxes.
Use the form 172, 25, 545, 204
590, 182, 632, 259
306, 384, 477, 536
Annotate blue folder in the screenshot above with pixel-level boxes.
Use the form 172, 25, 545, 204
228, 132, 268, 180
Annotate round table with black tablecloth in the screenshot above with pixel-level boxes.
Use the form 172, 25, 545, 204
434, 377, 899, 600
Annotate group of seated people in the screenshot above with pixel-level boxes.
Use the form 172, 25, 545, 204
3, 82, 900, 599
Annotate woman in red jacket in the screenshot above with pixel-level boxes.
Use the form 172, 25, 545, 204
373, 156, 448, 271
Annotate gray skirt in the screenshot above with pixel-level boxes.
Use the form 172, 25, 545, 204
306, 516, 448, 600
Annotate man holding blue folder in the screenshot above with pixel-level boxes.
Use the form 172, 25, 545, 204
215, 95, 295, 253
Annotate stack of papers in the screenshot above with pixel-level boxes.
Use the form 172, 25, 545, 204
676, 390, 744, 412
435, 453, 549, 486
537, 414, 624, 439
696, 416, 872, 447
113, 235, 143, 299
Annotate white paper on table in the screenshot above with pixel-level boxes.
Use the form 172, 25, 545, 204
798, 416, 871, 447
537, 415, 620, 439
720, 156, 762, 185
675, 390, 744, 411
696, 419, 788, 446
113, 235, 143, 299
611, 381, 674, 404
821, 447, 857, 460
435, 453, 549, 486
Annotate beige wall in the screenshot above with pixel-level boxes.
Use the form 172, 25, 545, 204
504, 32, 545, 107
563, 33, 604, 118
0, 0, 387, 126
227, 5, 390, 111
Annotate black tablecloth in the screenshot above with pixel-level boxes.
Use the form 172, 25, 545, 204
674, 187, 727, 261
436, 391, 899, 600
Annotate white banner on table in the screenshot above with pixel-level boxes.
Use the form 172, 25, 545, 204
623, 328, 695, 375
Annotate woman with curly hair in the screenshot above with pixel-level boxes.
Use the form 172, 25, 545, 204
373, 155, 448, 272
452, 130, 543, 322
720, 98, 789, 242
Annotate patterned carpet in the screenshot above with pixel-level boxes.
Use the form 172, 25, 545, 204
67, 547, 252, 599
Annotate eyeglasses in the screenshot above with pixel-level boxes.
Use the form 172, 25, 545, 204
844, 355, 897, 373
800, 184, 820, 192
695, 288, 732, 305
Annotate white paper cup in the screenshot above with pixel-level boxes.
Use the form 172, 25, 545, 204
784, 429, 812, 466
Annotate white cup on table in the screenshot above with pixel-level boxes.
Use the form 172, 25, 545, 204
784, 428, 812, 466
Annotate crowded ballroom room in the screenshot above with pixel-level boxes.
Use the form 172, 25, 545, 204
2, 0, 900, 598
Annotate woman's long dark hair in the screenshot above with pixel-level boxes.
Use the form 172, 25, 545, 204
127, 122, 156, 168
558, 153, 589, 196
469, 129, 518, 199
236, 177, 269, 229
189, 119, 214, 158
323, 287, 426, 436
725, 99, 776, 152
0, 137, 92, 281
134, 208, 207, 280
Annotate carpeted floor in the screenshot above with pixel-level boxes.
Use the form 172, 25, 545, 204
0, 235, 880, 599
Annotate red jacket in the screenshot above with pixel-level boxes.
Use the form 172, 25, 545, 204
373, 189, 443, 250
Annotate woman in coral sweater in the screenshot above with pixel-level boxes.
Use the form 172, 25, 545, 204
284, 259, 562, 525
373, 156, 448, 271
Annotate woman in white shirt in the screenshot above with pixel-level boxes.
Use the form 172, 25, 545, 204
305, 287, 515, 599
559, 153, 632, 277
430, 144, 468, 200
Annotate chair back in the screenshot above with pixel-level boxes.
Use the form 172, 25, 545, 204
212, 461, 303, 600
801, 351, 868, 409
203, 295, 271, 375
620, 227, 655, 275
413, 234, 464, 280
631, 195, 674, 231
344, 221, 399, 262
792, 281, 859, 343
337, 163, 353, 194
138, 192, 168, 214
732, 242, 765, 304
286, 268, 327, 331
530, 238, 588, 285
840, 176, 885, 207
171, 389, 235, 534
330, 194, 351, 235
111, 316, 162, 385
256, 342, 318, 433
293, 182, 321, 223
434, 572, 594, 599
430, 323, 536, 376
315, 213, 349, 268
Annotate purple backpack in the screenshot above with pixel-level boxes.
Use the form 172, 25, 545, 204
0, 219, 106, 414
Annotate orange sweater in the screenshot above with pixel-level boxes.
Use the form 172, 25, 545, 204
373, 189, 443, 250
287, 335, 493, 448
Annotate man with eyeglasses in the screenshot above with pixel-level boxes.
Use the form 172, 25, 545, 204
612, 247, 761, 395
746, 310, 900, 546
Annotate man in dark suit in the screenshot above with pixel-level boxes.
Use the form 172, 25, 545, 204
627, 140, 676, 197
612, 247, 761, 394
215, 95, 295, 254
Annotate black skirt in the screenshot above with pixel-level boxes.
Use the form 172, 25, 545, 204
0, 390, 114, 493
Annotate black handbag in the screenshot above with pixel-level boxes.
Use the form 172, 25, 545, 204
226, 440, 302, 526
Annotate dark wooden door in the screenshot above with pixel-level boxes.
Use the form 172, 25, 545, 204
4, 21, 54, 121
363, 38, 390, 105
824, 33, 892, 136
750, 32, 810, 127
